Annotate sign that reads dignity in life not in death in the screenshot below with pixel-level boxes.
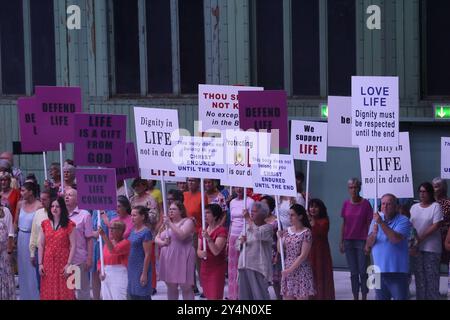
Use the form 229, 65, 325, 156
328, 96, 356, 148
252, 154, 297, 197
76, 168, 117, 211
134, 107, 179, 172
442, 137, 450, 179
359, 132, 413, 199
352, 76, 399, 147
290, 120, 328, 162
172, 136, 227, 180
198, 84, 263, 131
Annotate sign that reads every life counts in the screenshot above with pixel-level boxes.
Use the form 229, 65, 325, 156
252, 154, 297, 197
74, 114, 127, 168
290, 120, 328, 162
442, 137, 450, 179
76, 168, 117, 211
198, 84, 263, 131
352, 76, 399, 147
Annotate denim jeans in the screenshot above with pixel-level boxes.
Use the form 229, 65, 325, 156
375, 273, 409, 300
129, 294, 152, 300
344, 240, 369, 297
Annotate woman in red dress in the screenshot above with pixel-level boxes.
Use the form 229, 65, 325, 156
308, 199, 335, 300
38, 197, 76, 300
197, 204, 227, 300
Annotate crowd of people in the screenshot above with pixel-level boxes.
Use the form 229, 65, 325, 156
0, 151, 449, 300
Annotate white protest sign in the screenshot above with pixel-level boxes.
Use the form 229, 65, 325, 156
172, 136, 227, 179
442, 137, 450, 179
199, 84, 263, 130
222, 130, 271, 188
140, 168, 186, 182
290, 120, 328, 162
252, 154, 297, 197
134, 107, 179, 172
328, 96, 356, 148
359, 132, 413, 199
352, 76, 399, 147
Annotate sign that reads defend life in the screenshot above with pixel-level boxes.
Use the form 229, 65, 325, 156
134, 107, 179, 172
74, 114, 127, 168
198, 84, 263, 130
290, 120, 328, 162
328, 96, 356, 148
442, 137, 450, 179
359, 132, 413, 199
76, 168, 117, 211
252, 154, 297, 197
351, 76, 399, 147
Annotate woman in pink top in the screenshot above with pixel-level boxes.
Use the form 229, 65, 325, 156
102, 196, 133, 239
98, 221, 131, 300
340, 178, 373, 300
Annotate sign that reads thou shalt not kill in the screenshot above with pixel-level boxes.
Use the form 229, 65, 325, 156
172, 136, 227, 180
351, 77, 399, 147
252, 154, 297, 197
34, 86, 82, 144
198, 84, 263, 130
442, 137, 450, 179
238, 90, 288, 149
76, 168, 117, 211
74, 114, 127, 168
328, 96, 357, 148
134, 107, 179, 174
290, 120, 328, 162
116, 143, 140, 181
359, 132, 413, 199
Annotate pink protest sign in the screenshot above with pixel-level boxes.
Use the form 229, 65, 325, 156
74, 113, 127, 168
18, 97, 60, 152
76, 168, 117, 210
116, 143, 140, 181
238, 90, 288, 148
34, 86, 82, 144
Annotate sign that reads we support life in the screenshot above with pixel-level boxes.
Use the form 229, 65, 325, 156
76, 168, 117, 211
252, 154, 297, 197
352, 77, 399, 147
116, 143, 140, 181
328, 96, 356, 148
74, 114, 127, 168
359, 132, 413, 199
198, 84, 263, 131
172, 136, 226, 180
442, 137, 450, 179
290, 120, 328, 162
134, 107, 179, 173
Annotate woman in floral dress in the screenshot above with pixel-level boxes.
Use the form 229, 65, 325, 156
0, 205, 15, 300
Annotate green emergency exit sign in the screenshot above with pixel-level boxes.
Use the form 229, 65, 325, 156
320, 104, 328, 119
434, 105, 450, 119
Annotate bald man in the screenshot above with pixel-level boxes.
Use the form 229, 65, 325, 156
0, 152, 24, 187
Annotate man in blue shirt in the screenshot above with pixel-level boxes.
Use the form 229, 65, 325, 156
366, 193, 411, 300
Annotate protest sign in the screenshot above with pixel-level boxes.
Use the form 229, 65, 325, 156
252, 154, 297, 197
116, 143, 140, 181
351, 77, 399, 147
290, 120, 328, 162
442, 137, 450, 179
140, 168, 186, 182
238, 90, 288, 149
328, 96, 356, 148
359, 132, 413, 199
198, 84, 263, 130
76, 168, 117, 210
74, 114, 126, 168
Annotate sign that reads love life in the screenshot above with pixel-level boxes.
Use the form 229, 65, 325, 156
359, 132, 413, 199
134, 107, 179, 173
198, 84, 263, 131
172, 136, 227, 180
74, 114, 127, 168
328, 96, 357, 148
116, 143, 140, 181
290, 120, 328, 162
34, 86, 82, 144
18, 97, 61, 152
76, 168, 117, 211
239, 90, 288, 149
252, 154, 297, 197
442, 137, 450, 179
352, 77, 399, 147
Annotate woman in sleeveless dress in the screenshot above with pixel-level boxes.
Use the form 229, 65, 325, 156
0, 205, 15, 300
